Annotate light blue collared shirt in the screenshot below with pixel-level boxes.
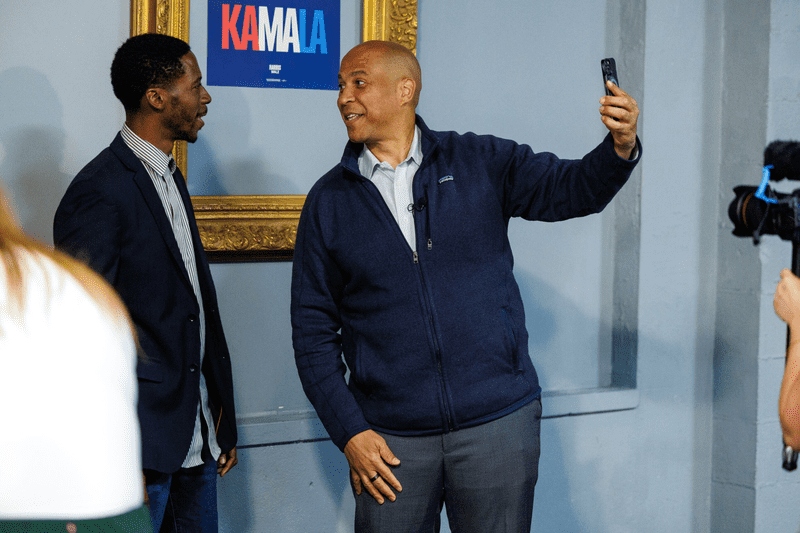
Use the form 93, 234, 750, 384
358, 126, 423, 251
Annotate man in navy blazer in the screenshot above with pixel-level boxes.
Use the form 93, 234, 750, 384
54, 33, 236, 532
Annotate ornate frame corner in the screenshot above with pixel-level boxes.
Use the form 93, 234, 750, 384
131, 0, 417, 262
363, 0, 418, 54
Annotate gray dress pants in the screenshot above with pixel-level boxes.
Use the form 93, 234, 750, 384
354, 398, 542, 533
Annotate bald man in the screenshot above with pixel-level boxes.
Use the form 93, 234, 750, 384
291, 40, 641, 532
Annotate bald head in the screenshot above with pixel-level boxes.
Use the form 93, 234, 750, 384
344, 40, 422, 107
337, 40, 421, 155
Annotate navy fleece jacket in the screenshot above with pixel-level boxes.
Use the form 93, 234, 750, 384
291, 116, 641, 451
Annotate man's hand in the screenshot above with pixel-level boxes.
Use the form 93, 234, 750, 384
344, 430, 402, 504
775, 269, 800, 331
217, 448, 238, 477
600, 81, 640, 159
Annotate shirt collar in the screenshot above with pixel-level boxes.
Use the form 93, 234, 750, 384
120, 123, 176, 176
358, 125, 422, 179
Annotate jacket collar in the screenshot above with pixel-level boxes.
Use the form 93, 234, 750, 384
110, 131, 147, 172
109, 132, 199, 291
339, 115, 440, 179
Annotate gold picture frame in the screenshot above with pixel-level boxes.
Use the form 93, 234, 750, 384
130, 0, 417, 261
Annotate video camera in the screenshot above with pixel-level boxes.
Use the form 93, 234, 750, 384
729, 141, 800, 244
729, 140, 800, 472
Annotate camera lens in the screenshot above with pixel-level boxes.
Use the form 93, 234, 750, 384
729, 186, 763, 237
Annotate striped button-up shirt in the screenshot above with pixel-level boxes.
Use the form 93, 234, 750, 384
121, 124, 221, 467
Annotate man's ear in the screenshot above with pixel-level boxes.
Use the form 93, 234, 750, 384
144, 88, 167, 111
398, 78, 416, 106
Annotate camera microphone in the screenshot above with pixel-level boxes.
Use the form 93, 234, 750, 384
764, 140, 800, 181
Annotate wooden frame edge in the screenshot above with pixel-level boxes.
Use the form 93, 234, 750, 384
192, 195, 305, 262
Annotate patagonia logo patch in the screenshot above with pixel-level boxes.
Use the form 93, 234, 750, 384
438, 175, 454, 184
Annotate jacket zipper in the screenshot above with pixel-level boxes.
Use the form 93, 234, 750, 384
359, 160, 452, 430
412, 241, 454, 432
423, 184, 432, 251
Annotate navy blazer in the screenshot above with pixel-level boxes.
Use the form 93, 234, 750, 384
54, 133, 237, 473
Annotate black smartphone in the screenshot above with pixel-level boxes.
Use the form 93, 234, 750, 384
601, 58, 619, 95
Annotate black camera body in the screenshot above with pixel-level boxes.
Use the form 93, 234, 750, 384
729, 141, 800, 244
729, 185, 800, 244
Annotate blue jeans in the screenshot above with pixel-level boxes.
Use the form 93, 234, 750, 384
145, 459, 218, 533
354, 399, 542, 533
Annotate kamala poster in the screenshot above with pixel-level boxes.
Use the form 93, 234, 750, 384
207, 1, 340, 90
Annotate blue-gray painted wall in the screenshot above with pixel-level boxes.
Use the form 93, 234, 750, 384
2, 1, 800, 531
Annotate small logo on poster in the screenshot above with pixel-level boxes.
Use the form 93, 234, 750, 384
207, 0, 340, 90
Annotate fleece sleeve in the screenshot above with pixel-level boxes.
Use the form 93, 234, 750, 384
489, 132, 642, 222
290, 194, 371, 451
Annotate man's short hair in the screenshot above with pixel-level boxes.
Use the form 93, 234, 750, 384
111, 33, 191, 111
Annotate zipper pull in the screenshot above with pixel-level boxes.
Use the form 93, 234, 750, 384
413, 251, 419, 264
427, 239, 432, 251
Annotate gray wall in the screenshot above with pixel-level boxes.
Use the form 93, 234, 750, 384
3, 0, 800, 531
713, 1, 800, 531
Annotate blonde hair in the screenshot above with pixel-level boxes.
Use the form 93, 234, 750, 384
0, 185, 134, 333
